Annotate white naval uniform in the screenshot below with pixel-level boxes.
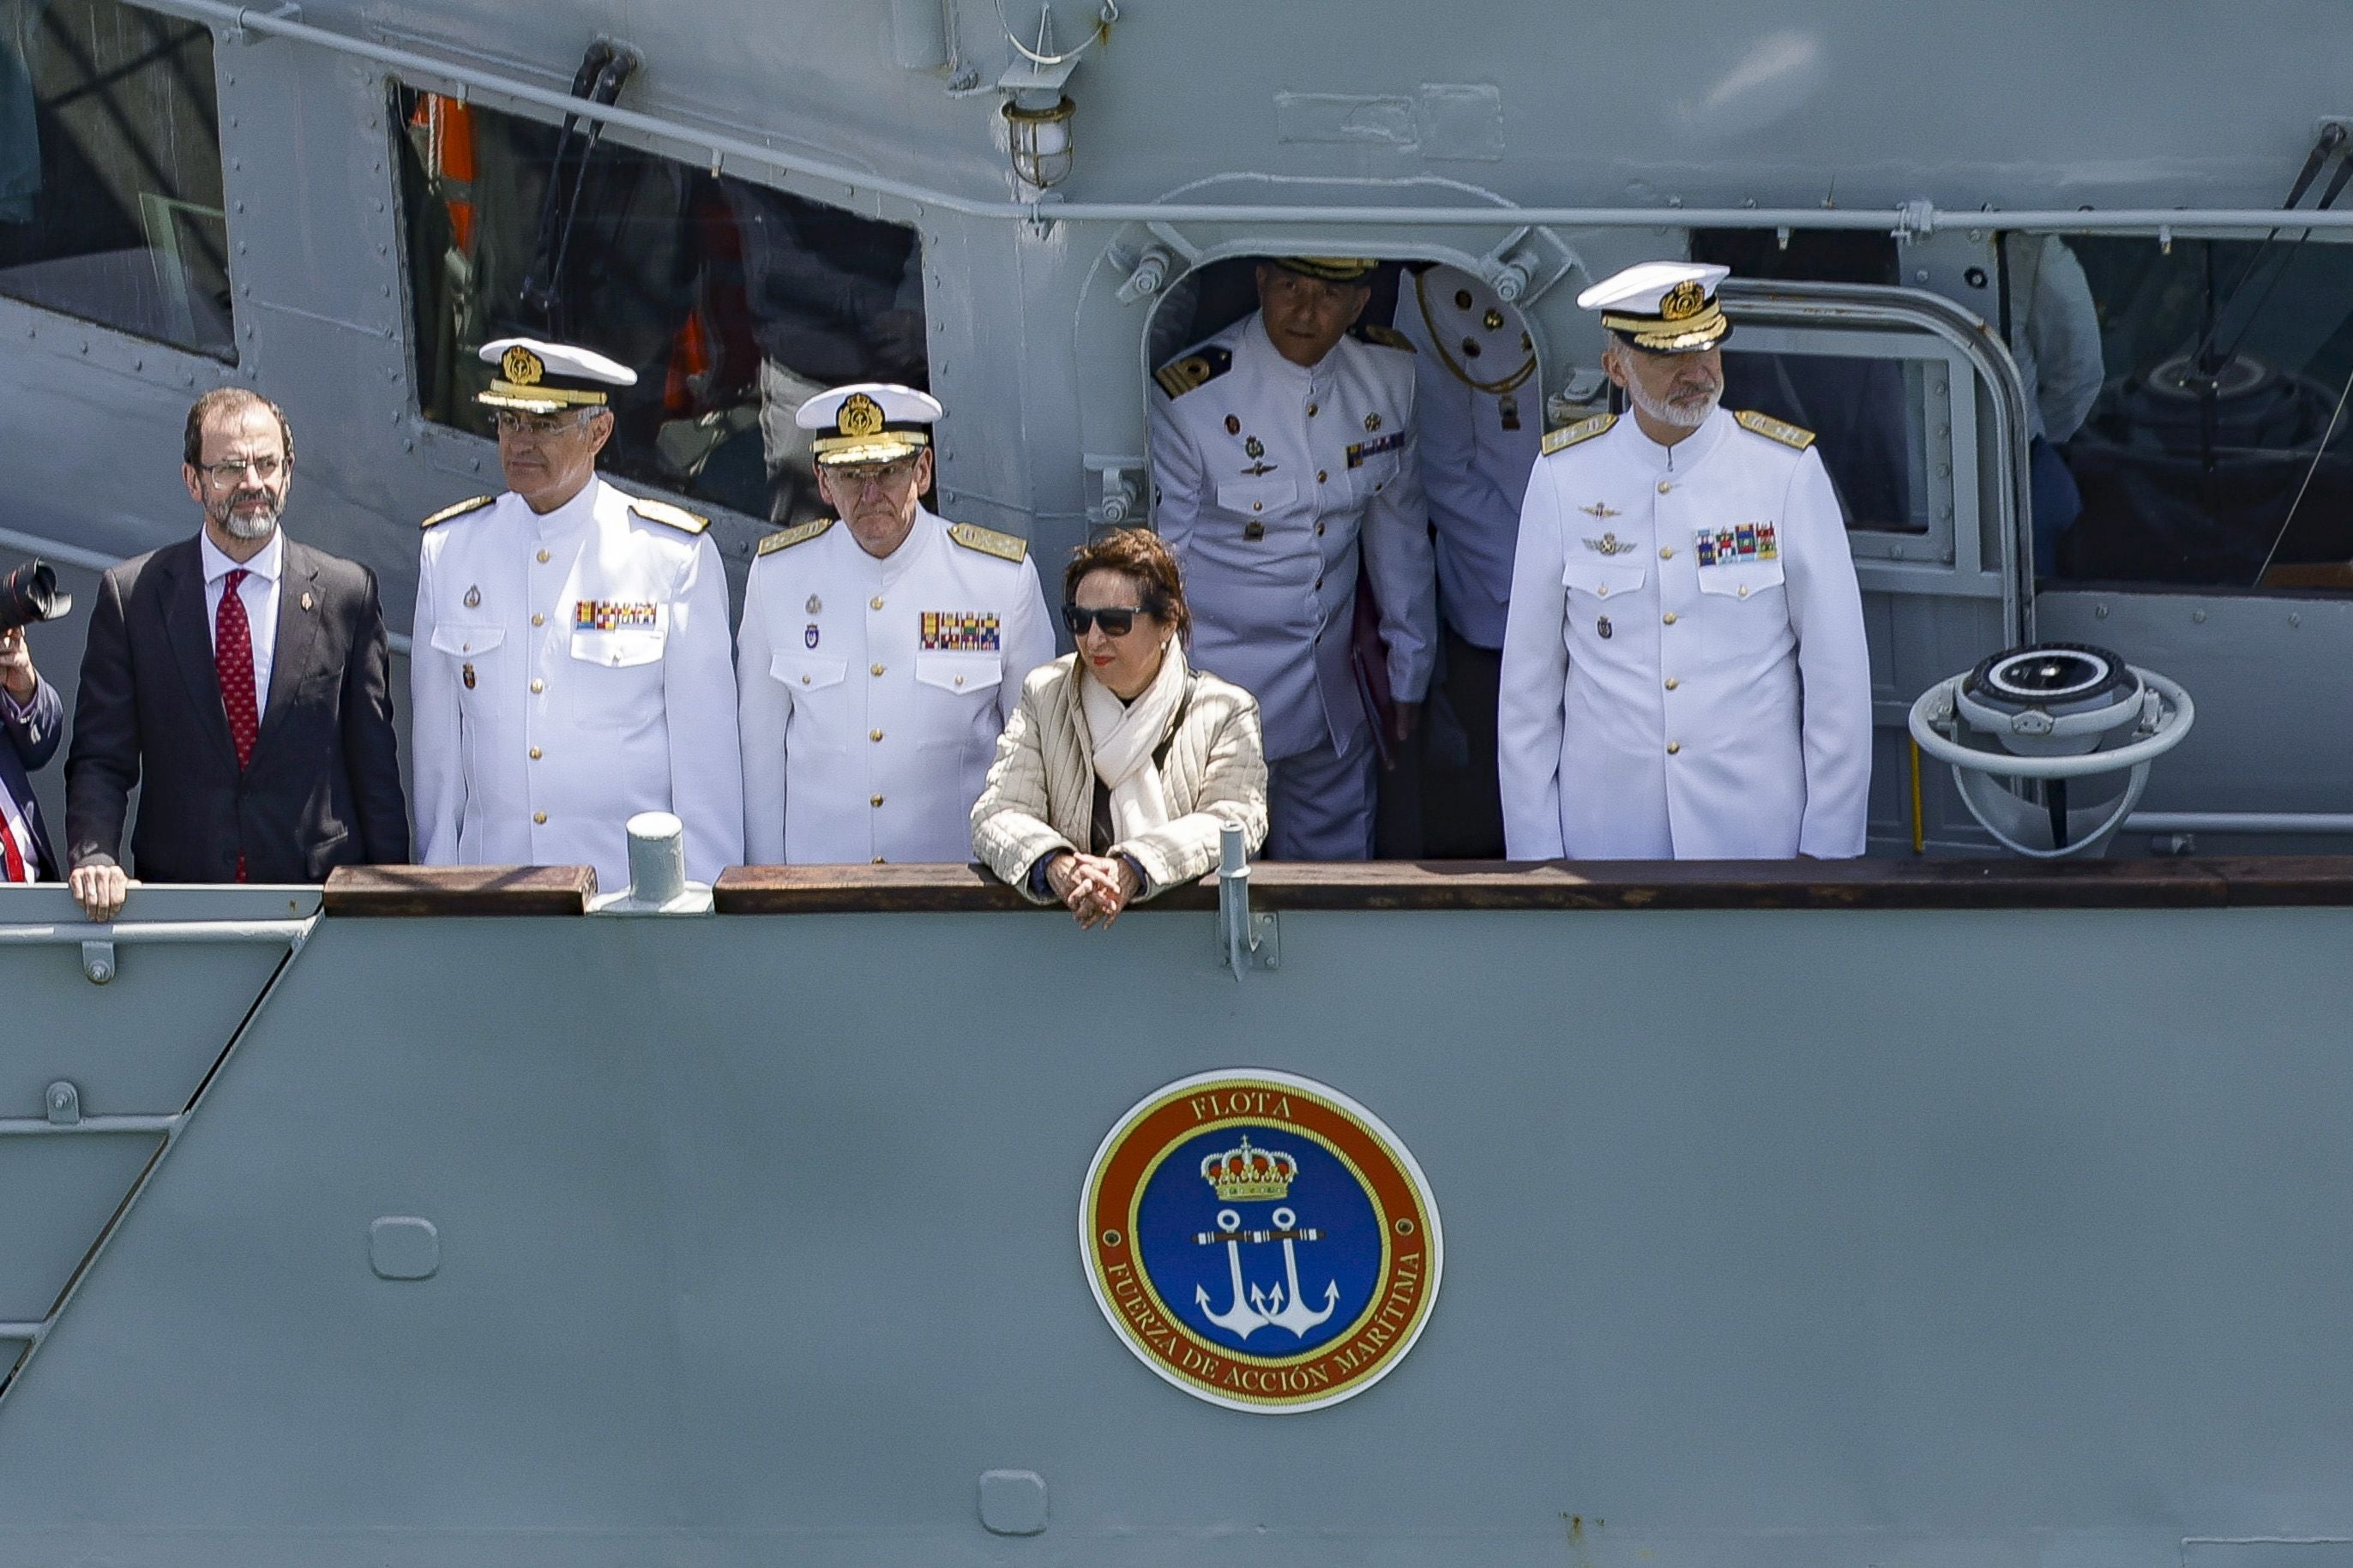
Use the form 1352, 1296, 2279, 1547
1148, 311, 1437, 762
737, 508, 1052, 864
1498, 406, 1872, 860
411, 476, 745, 887
1393, 264, 1541, 649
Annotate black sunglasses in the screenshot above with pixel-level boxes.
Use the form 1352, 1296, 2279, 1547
1062, 604, 1144, 637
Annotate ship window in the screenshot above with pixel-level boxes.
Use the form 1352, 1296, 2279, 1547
394, 87, 929, 526
0, 0, 232, 357
2045, 233, 2353, 591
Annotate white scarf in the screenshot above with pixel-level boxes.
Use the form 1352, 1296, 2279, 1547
1081, 641, 1189, 844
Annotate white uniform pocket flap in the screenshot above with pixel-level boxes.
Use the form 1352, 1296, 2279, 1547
1696, 559, 1786, 599
1216, 478, 1298, 516
430, 624, 505, 656
770, 651, 848, 691
569, 628, 666, 668
1560, 561, 1646, 600
914, 652, 1003, 695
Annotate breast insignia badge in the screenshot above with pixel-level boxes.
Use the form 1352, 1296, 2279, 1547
1578, 502, 1622, 520
464, 585, 482, 608
805, 594, 822, 615
1597, 616, 1612, 639
1582, 532, 1634, 556
461, 662, 476, 690
1082, 1069, 1443, 1414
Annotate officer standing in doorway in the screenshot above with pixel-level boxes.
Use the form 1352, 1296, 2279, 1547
1497, 262, 1871, 860
1148, 256, 1436, 861
737, 383, 1054, 864
1393, 261, 1541, 856
412, 338, 744, 889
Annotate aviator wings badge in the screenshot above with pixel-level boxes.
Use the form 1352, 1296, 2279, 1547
1581, 531, 1635, 556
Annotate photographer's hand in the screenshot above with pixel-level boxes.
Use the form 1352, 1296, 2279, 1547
0, 628, 33, 701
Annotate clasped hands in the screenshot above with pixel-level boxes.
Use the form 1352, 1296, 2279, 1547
1044, 849, 1142, 928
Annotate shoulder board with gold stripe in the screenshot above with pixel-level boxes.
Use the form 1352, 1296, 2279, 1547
1153, 345, 1232, 400
948, 521, 1028, 562
1351, 322, 1416, 353
419, 495, 493, 531
626, 496, 712, 534
1735, 409, 1816, 450
755, 518, 833, 556
1541, 413, 1616, 455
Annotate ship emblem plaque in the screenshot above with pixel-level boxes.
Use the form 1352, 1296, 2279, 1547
1082, 1070, 1441, 1413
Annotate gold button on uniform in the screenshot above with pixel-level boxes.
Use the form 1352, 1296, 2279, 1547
870, 663, 885, 676
1738, 585, 1750, 598
1657, 480, 1671, 495
870, 794, 884, 807
1666, 742, 1682, 755
870, 596, 884, 610
532, 613, 545, 626
1307, 403, 1319, 417
1664, 677, 1680, 690
870, 729, 883, 742
1317, 470, 1328, 483
1659, 547, 1674, 560
1663, 611, 1678, 625
1596, 585, 1609, 598
529, 677, 545, 694
537, 550, 551, 563
529, 746, 542, 759
533, 810, 547, 823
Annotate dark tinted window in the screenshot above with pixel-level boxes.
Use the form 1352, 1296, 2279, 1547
395, 87, 928, 526
0, 0, 232, 357
2051, 234, 2353, 590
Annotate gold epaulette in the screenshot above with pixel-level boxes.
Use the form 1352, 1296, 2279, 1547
1352, 322, 1416, 352
1735, 410, 1816, 450
756, 518, 833, 556
1541, 414, 1616, 455
627, 496, 712, 533
948, 521, 1028, 562
419, 495, 493, 530
1153, 345, 1232, 400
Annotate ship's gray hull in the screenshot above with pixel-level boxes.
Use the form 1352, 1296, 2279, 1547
2, 877, 2347, 1565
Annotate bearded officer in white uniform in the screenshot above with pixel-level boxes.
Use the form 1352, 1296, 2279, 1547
1148, 256, 1436, 861
1498, 262, 1872, 860
412, 339, 744, 887
737, 384, 1053, 864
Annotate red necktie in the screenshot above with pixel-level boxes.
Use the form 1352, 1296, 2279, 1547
0, 812, 24, 884
216, 568, 257, 882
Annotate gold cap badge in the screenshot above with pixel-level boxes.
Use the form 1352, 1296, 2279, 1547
837, 393, 884, 439
502, 345, 545, 386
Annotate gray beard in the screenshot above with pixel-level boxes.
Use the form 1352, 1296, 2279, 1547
216, 499, 281, 540
1628, 377, 1720, 430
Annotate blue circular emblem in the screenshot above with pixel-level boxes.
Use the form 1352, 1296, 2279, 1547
1083, 1071, 1442, 1413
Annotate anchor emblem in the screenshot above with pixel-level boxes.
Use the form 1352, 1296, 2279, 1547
1189, 1136, 1338, 1341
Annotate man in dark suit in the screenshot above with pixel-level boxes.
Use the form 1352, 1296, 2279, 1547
65, 389, 408, 920
0, 623, 62, 883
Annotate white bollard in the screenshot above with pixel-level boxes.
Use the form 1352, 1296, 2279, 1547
587, 811, 714, 915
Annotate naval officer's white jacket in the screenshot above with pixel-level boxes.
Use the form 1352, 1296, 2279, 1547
412, 476, 745, 886
737, 508, 1052, 863
1148, 311, 1436, 762
1498, 406, 1872, 860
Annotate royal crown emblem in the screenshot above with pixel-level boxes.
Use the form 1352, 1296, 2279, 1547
1083, 1070, 1444, 1414
1201, 1136, 1296, 1202
501, 345, 545, 385
837, 392, 885, 439
1661, 279, 1706, 321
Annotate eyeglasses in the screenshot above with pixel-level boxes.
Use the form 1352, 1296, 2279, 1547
1063, 604, 1145, 637
828, 457, 921, 490
195, 456, 286, 485
491, 410, 591, 438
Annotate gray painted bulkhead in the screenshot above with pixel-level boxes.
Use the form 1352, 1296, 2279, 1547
1, 892, 2351, 1565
